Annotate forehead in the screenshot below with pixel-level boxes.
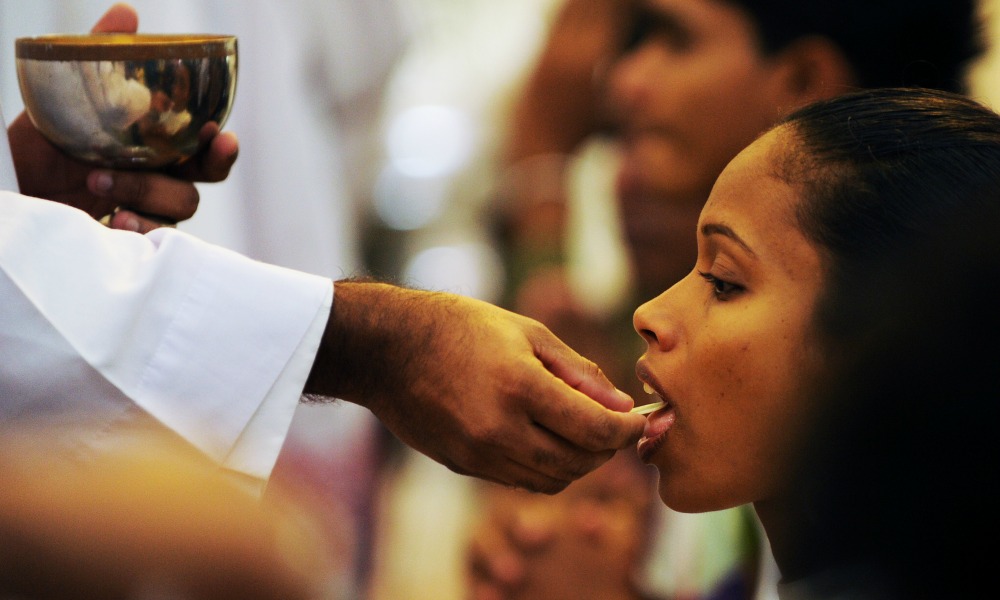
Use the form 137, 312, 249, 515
705, 128, 794, 209
700, 129, 818, 269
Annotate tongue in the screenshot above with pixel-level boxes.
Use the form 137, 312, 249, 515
643, 406, 676, 439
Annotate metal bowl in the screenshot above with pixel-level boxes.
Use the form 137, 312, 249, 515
16, 33, 237, 169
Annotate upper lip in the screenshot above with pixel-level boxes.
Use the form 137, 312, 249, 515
635, 359, 672, 409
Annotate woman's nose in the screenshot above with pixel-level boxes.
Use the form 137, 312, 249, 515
633, 291, 677, 352
606, 46, 655, 118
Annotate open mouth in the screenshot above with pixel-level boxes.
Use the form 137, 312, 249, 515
632, 382, 672, 414
635, 382, 676, 461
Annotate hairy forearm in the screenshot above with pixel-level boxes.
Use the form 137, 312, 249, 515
302, 279, 453, 404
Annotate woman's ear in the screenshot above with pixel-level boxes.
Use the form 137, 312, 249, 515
773, 36, 857, 107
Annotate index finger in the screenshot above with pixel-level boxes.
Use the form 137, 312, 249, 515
526, 326, 645, 450
535, 334, 635, 412
531, 379, 646, 454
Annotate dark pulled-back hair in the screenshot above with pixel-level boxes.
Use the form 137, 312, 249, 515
774, 87, 1000, 309
779, 89, 1000, 597
731, 0, 984, 93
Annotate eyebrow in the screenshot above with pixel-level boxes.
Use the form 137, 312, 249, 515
700, 223, 757, 257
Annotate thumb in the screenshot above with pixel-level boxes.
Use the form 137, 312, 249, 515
91, 3, 139, 34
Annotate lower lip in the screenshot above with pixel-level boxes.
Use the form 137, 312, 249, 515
637, 436, 661, 463
636, 409, 676, 462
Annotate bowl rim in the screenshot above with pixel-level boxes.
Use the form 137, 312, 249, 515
16, 33, 237, 61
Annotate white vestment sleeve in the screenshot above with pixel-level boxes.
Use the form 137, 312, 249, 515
223, 287, 332, 478
0, 191, 332, 480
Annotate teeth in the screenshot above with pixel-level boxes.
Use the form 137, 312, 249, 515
634, 382, 666, 414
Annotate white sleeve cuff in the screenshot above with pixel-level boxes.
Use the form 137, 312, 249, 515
223, 286, 332, 479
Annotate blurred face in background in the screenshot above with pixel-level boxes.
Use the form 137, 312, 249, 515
473, 450, 657, 600
607, 0, 796, 296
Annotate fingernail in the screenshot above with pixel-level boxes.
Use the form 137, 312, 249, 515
121, 215, 141, 232
91, 171, 113, 195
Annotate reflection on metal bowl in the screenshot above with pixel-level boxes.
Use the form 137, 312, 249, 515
16, 33, 237, 169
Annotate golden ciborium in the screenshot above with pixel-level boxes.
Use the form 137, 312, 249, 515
16, 33, 237, 169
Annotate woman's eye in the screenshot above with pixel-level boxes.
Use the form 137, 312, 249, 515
698, 271, 743, 300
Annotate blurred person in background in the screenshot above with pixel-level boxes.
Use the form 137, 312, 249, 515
0, 429, 340, 600
470, 449, 667, 600
470, 0, 985, 599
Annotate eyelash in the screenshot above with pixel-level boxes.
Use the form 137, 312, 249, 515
698, 271, 743, 300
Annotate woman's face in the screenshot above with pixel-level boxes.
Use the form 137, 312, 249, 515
608, 0, 794, 292
632, 128, 825, 513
